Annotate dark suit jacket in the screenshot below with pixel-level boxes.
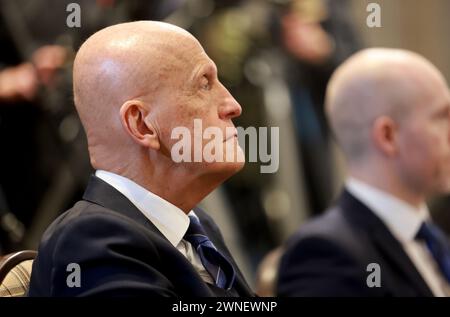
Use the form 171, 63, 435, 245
277, 190, 434, 297
28, 175, 254, 297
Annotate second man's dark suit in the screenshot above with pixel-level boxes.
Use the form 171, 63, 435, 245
29, 175, 254, 297
277, 190, 434, 297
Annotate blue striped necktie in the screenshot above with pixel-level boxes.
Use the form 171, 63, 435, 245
415, 221, 450, 283
184, 215, 236, 290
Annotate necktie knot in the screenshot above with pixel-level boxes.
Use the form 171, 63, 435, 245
185, 216, 211, 247
184, 216, 236, 290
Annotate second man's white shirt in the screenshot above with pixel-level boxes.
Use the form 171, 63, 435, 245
346, 177, 450, 296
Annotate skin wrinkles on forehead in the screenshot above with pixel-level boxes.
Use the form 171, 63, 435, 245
189, 49, 218, 80
143, 45, 205, 103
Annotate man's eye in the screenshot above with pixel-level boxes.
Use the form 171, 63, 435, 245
200, 76, 211, 90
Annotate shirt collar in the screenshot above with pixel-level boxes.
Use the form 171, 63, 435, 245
345, 177, 429, 242
95, 170, 195, 247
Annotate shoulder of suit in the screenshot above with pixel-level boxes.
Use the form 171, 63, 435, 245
52, 200, 143, 226
289, 207, 349, 240
39, 200, 159, 249
284, 205, 368, 260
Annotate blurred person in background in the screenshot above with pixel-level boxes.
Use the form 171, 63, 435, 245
279, 0, 361, 213
277, 48, 450, 297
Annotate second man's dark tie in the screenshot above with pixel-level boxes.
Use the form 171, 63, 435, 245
415, 221, 450, 283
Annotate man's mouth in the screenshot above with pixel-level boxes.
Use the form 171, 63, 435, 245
224, 128, 238, 142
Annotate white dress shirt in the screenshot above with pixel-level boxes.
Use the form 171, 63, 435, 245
346, 177, 450, 296
95, 170, 213, 284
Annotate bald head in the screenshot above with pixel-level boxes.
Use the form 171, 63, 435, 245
73, 21, 204, 168
73, 21, 244, 212
326, 48, 448, 162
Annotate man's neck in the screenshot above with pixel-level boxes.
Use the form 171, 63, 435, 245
348, 170, 425, 208
112, 164, 224, 214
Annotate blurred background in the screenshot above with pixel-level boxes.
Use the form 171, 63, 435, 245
1, 0, 450, 292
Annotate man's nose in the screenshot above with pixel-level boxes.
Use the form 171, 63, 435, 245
218, 85, 242, 120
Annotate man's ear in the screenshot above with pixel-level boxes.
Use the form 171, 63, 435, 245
372, 115, 398, 157
119, 100, 160, 150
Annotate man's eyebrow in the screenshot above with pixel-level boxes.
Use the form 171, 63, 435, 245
191, 62, 218, 82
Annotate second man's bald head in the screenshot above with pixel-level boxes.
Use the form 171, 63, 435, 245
326, 48, 450, 196
326, 48, 448, 162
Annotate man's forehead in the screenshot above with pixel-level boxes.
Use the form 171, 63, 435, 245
165, 48, 216, 79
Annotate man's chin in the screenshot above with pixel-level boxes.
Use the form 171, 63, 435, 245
231, 159, 246, 174
203, 160, 245, 180
219, 159, 245, 174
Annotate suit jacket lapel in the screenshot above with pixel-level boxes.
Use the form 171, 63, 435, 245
340, 190, 434, 297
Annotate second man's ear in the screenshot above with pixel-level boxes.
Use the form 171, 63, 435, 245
119, 100, 160, 150
372, 115, 398, 157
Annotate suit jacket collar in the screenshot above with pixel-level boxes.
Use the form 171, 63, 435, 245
95, 170, 193, 248
338, 190, 434, 296
82, 175, 225, 249
82, 175, 163, 236
345, 178, 429, 242
82, 175, 253, 296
